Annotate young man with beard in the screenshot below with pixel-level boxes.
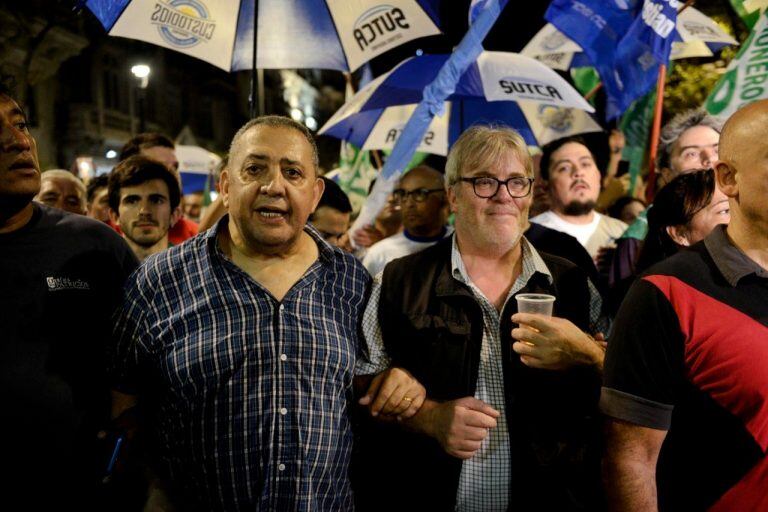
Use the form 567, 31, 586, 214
108, 155, 181, 261
119, 133, 199, 244
531, 136, 627, 259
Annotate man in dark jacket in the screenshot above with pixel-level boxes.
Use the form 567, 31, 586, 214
354, 125, 605, 511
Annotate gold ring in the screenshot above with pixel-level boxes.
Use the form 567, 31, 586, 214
402, 396, 413, 402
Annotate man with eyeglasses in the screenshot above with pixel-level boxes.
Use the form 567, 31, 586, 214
353, 125, 605, 511
362, 165, 451, 276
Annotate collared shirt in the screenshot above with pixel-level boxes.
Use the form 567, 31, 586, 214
112, 217, 371, 511
704, 224, 768, 286
601, 225, 768, 510
358, 235, 553, 512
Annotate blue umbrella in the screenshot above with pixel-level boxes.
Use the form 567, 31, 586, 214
85, 0, 442, 115
319, 51, 599, 152
84, 0, 441, 72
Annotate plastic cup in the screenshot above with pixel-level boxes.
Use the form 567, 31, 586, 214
515, 293, 556, 317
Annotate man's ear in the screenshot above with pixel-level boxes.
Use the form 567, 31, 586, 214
666, 225, 690, 247
714, 160, 738, 199
108, 207, 119, 226
446, 184, 458, 214
170, 206, 182, 228
220, 169, 230, 208
658, 167, 675, 189
312, 175, 325, 213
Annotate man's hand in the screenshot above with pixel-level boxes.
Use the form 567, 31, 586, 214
351, 225, 385, 248
358, 367, 426, 419
511, 313, 604, 371
609, 129, 626, 157
421, 397, 500, 459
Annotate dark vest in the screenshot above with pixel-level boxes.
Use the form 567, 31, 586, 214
353, 237, 603, 512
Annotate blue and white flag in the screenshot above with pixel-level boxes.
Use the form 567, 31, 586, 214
545, 0, 679, 119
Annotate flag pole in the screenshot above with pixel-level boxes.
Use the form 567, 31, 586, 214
645, 0, 694, 202
250, 0, 261, 118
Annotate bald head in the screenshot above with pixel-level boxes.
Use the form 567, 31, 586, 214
400, 165, 444, 189
715, 99, 768, 245
719, 99, 768, 168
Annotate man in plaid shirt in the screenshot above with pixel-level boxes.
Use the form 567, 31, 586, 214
110, 116, 422, 511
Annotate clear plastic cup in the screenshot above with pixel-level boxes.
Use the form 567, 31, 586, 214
515, 293, 556, 317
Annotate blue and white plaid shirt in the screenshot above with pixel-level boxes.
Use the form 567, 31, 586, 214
112, 218, 371, 511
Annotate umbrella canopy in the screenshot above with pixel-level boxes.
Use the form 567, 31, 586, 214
85, 0, 441, 72
175, 144, 221, 195
522, 6, 738, 71
319, 51, 599, 153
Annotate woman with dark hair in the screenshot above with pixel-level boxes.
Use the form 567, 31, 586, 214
635, 168, 730, 273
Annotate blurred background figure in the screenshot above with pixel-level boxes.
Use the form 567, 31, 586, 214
310, 176, 353, 248
362, 165, 450, 276
182, 190, 204, 223
35, 169, 86, 215
350, 179, 403, 257
635, 168, 730, 274
608, 196, 647, 225
85, 174, 110, 223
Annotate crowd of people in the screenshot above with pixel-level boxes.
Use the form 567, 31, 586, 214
2, 69, 767, 512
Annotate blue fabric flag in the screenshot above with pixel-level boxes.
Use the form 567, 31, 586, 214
350, 0, 508, 235
545, 0, 678, 120
380, 0, 508, 180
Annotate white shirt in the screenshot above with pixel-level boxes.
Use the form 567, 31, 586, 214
530, 210, 627, 258
362, 227, 452, 276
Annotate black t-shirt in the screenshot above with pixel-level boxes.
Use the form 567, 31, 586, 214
0, 203, 137, 503
602, 226, 768, 511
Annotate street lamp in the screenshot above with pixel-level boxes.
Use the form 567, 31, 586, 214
131, 64, 151, 133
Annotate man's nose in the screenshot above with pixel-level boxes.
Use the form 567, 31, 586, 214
701, 148, 717, 168
260, 167, 286, 195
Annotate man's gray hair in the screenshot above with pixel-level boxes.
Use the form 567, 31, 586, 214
445, 125, 533, 186
41, 169, 87, 208
229, 115, 319, 171
656, 108, 723, 171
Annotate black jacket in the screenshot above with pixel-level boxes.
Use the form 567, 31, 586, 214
353, 237, 604, 512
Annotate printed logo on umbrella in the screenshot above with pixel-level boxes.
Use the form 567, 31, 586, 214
537, 105, 574, 133
498, 77, 564, 102
542, 30, 569, 52
151, 0, 216, 48
353, 5, 411, 53
681, 21, 720, 39
385, 125, 436, 146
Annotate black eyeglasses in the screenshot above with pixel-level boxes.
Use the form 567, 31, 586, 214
458, 176, 534, 199
392, 188, 445, 203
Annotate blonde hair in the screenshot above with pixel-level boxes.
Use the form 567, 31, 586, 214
445, 125, 533, 186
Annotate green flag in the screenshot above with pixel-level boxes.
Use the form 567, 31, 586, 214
570, 67, 601, 106
706, 9, 768, 118
730, 0, 762, 29
619, 91, 656, 196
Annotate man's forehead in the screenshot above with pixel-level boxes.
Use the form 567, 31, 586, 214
0, 94, 23, 116
552, 142, 593, 161
674, 125, 719, 151
121, 179, 170, 196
